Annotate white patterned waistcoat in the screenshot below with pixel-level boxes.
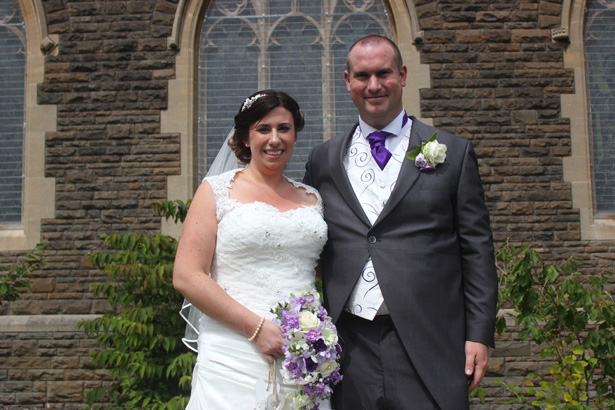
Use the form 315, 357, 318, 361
342, 116, 411, 320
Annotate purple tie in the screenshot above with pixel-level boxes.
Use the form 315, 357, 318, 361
366, 130, 393, 170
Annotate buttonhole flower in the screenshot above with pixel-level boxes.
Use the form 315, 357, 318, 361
406, 131, 447, 172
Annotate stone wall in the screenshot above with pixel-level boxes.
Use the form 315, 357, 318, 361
417, 0, 585, 258
2, 0, 615, 408
8, 0, 180, 316
0, 316, 103, 410
1, 0, 179, 408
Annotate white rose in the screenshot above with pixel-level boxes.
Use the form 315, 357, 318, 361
289, 391, 312, 410
317, 360, 337, 378
322, 326, 338, 345
298, 311, 320, 330
422, 140, 447, 165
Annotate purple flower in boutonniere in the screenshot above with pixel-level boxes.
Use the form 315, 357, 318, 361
406, 131, 447, 172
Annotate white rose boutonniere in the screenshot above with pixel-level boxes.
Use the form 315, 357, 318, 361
406, 131, 447, 172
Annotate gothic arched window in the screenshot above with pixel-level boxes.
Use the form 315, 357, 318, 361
584, 0, 615, 217
196, 0, 392, 182
0, 0, 26, 227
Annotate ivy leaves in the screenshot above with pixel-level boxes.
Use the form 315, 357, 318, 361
496, 242, 615, 409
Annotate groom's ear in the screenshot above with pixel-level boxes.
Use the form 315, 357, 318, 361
344, 70, 351, 92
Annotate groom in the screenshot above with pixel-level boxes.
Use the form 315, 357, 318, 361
304, 35, 498, 410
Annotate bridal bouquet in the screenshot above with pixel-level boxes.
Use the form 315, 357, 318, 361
271, 289, 343, 410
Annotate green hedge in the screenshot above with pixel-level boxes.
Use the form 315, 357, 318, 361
0, 241, 46, 304
79, 201, 194, 410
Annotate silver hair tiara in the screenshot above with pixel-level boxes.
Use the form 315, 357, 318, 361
241, 94, 266, 112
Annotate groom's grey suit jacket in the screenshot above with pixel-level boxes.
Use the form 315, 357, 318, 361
304, 117, 498, 410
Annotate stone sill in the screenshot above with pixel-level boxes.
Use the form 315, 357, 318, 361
0, 314, 100, 333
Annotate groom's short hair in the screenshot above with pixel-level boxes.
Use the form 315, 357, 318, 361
346, 35, 404, 73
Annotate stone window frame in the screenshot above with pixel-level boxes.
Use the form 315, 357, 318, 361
557, 0, 615, 240
0, 0, 56, 251
161, 0, 431, 238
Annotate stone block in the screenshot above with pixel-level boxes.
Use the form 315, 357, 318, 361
511, 29, 551, 43
61, 300, 92, 314
12, 341, 38, 356
38, 340, 74, 350
51, 356, 80, 369
491, 341, 531, 357
456, 29, 481, 43
39, 300, 62, 314
10, 300, 38, 315
476, 11, 510, 22
26, 369, 63, 381
16, 392, 47, 404
3, 357, 50, 369
47, 381, 83, 402
3, 380, 32, 392
0, 391, 16, 404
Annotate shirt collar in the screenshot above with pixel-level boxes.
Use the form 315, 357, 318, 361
359, 110, 409, 138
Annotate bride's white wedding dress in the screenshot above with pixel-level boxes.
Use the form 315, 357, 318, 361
185, 169, 329, 410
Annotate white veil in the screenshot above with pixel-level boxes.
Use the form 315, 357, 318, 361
179, 128, 245, 352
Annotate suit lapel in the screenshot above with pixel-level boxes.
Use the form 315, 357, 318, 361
373, 117, 428, 225
328, 124, 372, 227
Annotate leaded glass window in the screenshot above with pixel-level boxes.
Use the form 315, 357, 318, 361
197, 0, 392, 183
0, 0, 25, 227
585, 1, 615, 217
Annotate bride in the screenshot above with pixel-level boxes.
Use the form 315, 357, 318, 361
173, 90, 330, 409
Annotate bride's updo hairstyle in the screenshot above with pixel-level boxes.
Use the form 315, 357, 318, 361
229, 90, 305, 164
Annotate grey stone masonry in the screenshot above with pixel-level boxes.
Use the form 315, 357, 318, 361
2, 1, 179, 408
0, 315, 105, 409
18, 0, 181, 317
414, 0, 615, 273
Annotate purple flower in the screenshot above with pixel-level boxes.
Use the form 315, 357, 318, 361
311, 338, 327, 353
271, 289, 343, 408
306, 358, 318, 372
414, 153, 436, 172
282, 314, 299, 331
305, 383, 326, 398
305, 330, 322, 343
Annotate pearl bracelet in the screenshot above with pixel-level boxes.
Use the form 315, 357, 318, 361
248, 316, 265, 342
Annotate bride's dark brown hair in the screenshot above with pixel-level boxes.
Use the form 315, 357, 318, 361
229, 90, 305, 165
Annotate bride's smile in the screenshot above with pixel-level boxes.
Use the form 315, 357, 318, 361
245, 106, 297, 172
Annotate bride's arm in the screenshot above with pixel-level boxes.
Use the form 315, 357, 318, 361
172, 181, 283, 363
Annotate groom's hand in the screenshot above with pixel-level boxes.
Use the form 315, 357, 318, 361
465, 341, 489, 393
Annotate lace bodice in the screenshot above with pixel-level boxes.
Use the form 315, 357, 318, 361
205, 169, 328, 318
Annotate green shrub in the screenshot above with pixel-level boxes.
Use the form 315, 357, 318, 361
496, 242, 615, 409
79, 200, 195, 410
0, 241, 46, 304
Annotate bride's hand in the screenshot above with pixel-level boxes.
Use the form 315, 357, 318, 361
253, 320, 284, 364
